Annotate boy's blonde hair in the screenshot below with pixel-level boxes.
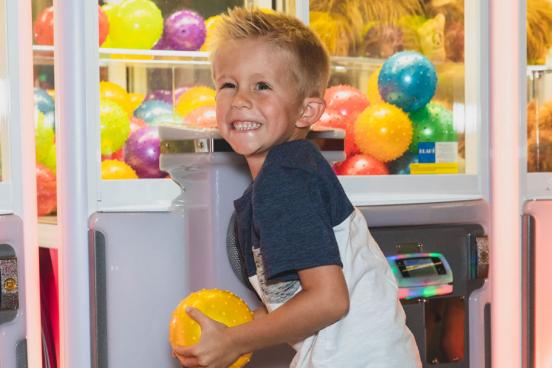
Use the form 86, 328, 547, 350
210, 7, 330, 99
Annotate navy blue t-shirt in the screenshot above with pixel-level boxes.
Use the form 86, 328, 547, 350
233, 140, 354, 282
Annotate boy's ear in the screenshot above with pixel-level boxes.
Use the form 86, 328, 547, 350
296, 97, 326, 128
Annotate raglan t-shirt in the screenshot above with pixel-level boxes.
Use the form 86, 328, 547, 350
234, 140, 421, 368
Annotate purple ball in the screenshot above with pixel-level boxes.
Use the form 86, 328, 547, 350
164, 9, 206, 51
124, 126, 167, 178
145, 89, 174, 104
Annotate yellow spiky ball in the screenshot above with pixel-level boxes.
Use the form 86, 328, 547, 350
169, 289, 253, 368
354, 103, 413, 162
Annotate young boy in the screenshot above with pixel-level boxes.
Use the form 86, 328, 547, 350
174, 7, 422, 368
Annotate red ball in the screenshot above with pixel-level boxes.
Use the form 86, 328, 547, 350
33, 6, 110, 46
36, 164, 57, 216
334, 154, 389, 176
314, 108, 360, 157
34, 6, 54, 45
98, 6, 110, 46
102, 148, 124, 161
324, 85, 369, 119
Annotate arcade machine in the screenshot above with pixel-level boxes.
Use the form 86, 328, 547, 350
34, 0, 522, 367
523, 0, 552, 364
0, 0, 42, 367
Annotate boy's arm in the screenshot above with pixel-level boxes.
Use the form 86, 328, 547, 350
174, 264, 349, 367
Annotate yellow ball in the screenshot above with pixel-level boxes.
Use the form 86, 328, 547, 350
169, 289, 253, 368
127, 92, 145, 114
101, 159, 138, 180
99, 99, 131, 155
354, 103, 413, 162
367, 66, 383, 105
175, 86, 216, 118
100, 81, 132, 115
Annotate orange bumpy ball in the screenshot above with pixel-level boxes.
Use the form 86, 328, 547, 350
354, 103, 413, 162
175, 86, 216, 118
101, 159, 138, 180
169, 289, 253, 368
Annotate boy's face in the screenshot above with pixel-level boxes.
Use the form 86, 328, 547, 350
212, 39, 308, 162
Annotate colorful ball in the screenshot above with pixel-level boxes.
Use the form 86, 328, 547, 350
169, 289, 253, 368
100, 99, 131, 155
200, 15, 222, 51
98, 6, 110, 46
109, 0, 163, 49
148, 113, 183, 126
354, 103, 413, 162
36, 164, 57, 216
313, 108, 359, 157
35, 110, 55, 166
334, 154, 389, 175
34, 6, 111, 46
145, 90, 174, 105
164, 9, 206, 51
44, 144, 57, 172
124, 126, 166, 178
324, 85, 369, 120
184, 106, 217, 129
407, 102, 457, 153
128, 92, 145, 113
130, 116, 148, 133
378, 51, 437, 112
175, 86, 216, 117
34, 88, 55, 114
367, 67, 383, 105
134, 100, 175, 124
101, 159, 138, 180
100, 81, 132, 115
33, 6, 54, 45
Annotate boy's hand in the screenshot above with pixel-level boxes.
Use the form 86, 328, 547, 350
172, 307, 242, 368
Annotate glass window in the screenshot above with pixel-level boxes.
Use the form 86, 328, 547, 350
306, 0, 466, 176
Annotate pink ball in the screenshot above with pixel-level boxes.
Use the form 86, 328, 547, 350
124, 126, 167, 178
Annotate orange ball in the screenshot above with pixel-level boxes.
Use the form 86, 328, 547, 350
354, 103, 413, 162
175, 86, 216, 118
169, 289, 253, 368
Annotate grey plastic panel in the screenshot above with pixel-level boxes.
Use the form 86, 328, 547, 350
0, 215, 26, 368
89, 211, 294, 368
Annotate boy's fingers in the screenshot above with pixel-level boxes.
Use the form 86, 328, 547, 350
185, 307, 211, 326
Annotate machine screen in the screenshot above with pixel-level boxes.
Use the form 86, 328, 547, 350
399, 257, 439, 278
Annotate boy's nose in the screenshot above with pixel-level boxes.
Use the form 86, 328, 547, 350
231, 90, 252, 109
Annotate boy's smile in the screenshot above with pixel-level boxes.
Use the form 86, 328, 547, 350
212, 38, 309, 176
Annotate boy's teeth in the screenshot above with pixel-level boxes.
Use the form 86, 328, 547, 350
233, 122, 261, 131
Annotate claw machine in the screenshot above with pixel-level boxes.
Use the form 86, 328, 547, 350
0, 0, 42, 366
523, 0, 552, 367
45, 0, 518, 367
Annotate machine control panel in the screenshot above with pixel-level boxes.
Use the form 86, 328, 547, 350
387, 252, 453, 300
0, 256, 18, 312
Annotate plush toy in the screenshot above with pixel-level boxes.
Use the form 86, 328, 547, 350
527, 99, 552, 171
310, 0, 424, 56
527, 0, 552, 65
424, 0, 464, 62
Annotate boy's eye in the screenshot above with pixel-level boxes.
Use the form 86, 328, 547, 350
255, 82, 271, 91
219, 82, 236, 90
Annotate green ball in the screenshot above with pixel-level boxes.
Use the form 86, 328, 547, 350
109, 0, 163, 49
35, 110, 55, 165
408, 102, 457, 153
100, 99, 130, 155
